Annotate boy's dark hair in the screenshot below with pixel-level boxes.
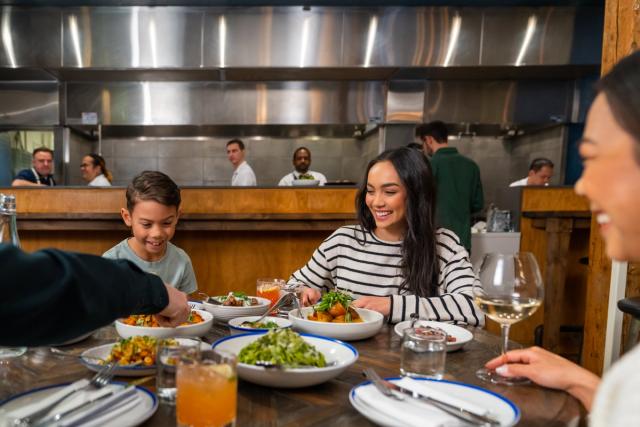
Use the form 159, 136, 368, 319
126, 171, 181, 212
415, 121, 448, 144
226, 139, 245, 150
529, 158, 554, 172
33, 147, 54, 157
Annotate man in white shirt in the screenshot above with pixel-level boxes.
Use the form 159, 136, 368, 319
509, 158, 554, 187
226, 139, 256, 186
278, 147, 327, 186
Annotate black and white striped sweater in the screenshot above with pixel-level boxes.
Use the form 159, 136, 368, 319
290, 225, 484, 326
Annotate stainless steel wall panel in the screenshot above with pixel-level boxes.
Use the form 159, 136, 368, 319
0, 7, 60, 68
203, 7, 343, 68
386, 81, 424, 122
480, 7, 575, 66
66, 81, 385, 125
0, 82, 59, 125
62, 7, 203, 68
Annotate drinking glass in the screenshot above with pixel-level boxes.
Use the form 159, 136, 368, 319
176, 349, 237, 427
400, 327, 447, 379
256, 278, 285, 308
156, 337, 201, 404
473, 252, 544, 385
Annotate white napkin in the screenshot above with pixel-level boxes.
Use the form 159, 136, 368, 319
396, 377, 488, 416
57, 387, 140, 427
355, 382, 454, 427
1, 379, 90, 422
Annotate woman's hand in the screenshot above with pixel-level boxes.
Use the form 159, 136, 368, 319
301, 287, 321, 306
352, 296, 391, 316
485, 346, 601, 410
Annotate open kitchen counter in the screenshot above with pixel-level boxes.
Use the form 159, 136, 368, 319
2, 187, 357, 297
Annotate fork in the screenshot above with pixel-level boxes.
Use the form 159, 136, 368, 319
12, 362, 118, 426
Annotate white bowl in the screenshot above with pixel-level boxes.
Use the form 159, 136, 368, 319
115, 309, 213, 339
291, 179, 320, 187
227, 316, 292, 335
202, 296, 271, 323
288, 307, 384, 341
393, 320, 474, 352
212, 332, 358, 388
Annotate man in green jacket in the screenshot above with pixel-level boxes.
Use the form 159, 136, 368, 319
416, 121, 484, 253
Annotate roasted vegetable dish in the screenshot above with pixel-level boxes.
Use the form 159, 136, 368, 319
104, 336, 176, 366
122, 310, 204, 327
307, 290, 363, 323
238, 329, 326, 368
215, 292, 260, 307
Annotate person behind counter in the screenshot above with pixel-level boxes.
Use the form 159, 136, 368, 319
226, 138, 256, 186
1, 243, 189, 346
509, 157, 554, 187
485, 51, 640, 426
81, 153, 112, 186
278, 147, 327, 186
415, 121, 484, 253
11, 147, 56, 187
103, 171, 198, 295
292, 147, 483, 326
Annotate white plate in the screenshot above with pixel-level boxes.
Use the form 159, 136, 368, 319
288, 307, 384, 341
394, 320, 473, 352
115, 309, 213, 339
202, 296, 271, 324
227, 316, 292, 335
80, 338, 210, 377
211, 332, 358, 388
349, 377, 520, 427
0, 382, 157, 427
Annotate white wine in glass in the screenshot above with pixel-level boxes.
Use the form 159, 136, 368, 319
473, 252, 544, 385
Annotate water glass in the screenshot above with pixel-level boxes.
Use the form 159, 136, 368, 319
256, 278, 285, 308
156, 338, 201, 404
400, 327, 447, 380
177, 349, 237, 427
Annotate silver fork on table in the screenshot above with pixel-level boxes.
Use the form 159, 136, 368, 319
12, 362, 118, 426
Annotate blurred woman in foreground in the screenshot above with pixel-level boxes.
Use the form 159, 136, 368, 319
486, 51, 640, 426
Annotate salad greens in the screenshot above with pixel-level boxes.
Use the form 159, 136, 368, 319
239, 320, 280, 329
238, 329, 326, 368
218, 291, 248, 301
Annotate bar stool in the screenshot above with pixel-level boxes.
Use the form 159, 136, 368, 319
617, 296, 640, 353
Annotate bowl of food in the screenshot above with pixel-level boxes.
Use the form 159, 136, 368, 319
212, 329, 358, 388
115, 309, 213, 339
227, 316, 292, 335
291, 179, 320, 187
393, 320, 474, 352
202, 292, 271, 323
81, 336, 207, 377
288, 290, 384, 341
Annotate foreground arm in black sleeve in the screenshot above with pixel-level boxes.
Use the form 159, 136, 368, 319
0, 244, 188, 346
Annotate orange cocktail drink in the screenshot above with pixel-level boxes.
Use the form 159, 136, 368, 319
256, 278, 285, 307
176, 351, 237, 427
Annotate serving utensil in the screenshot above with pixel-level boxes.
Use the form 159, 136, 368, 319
251, 292, 298, 325
363, 368, 500, 427
195, 291, 222, 305
254, 360, 336, 369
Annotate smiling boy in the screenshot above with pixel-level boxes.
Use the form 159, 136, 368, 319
103, 171, 197, 295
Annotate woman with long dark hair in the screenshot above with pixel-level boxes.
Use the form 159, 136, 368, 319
81, 153, 112, 186
484, 51, 640, 426
291, 146, 483, 325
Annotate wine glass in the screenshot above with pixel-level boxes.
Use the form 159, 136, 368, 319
473, 252, 544, 385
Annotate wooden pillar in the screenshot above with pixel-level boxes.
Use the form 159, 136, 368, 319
543, 218, 574, 353
581, 0, 640, 374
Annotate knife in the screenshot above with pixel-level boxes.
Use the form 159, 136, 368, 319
363, 368, 501, 427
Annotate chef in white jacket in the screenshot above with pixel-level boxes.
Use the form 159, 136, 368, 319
278, 147, 327, 186
226, 139, 257, 186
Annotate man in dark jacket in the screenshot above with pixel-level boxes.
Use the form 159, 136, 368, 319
416, 121, 484, 252
1, 244, 189, 346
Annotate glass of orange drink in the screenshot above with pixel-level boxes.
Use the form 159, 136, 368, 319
176, 350, 237, 427
256, 278, 285, 308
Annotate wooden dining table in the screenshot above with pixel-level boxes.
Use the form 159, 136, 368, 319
0, 322, 583, 427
